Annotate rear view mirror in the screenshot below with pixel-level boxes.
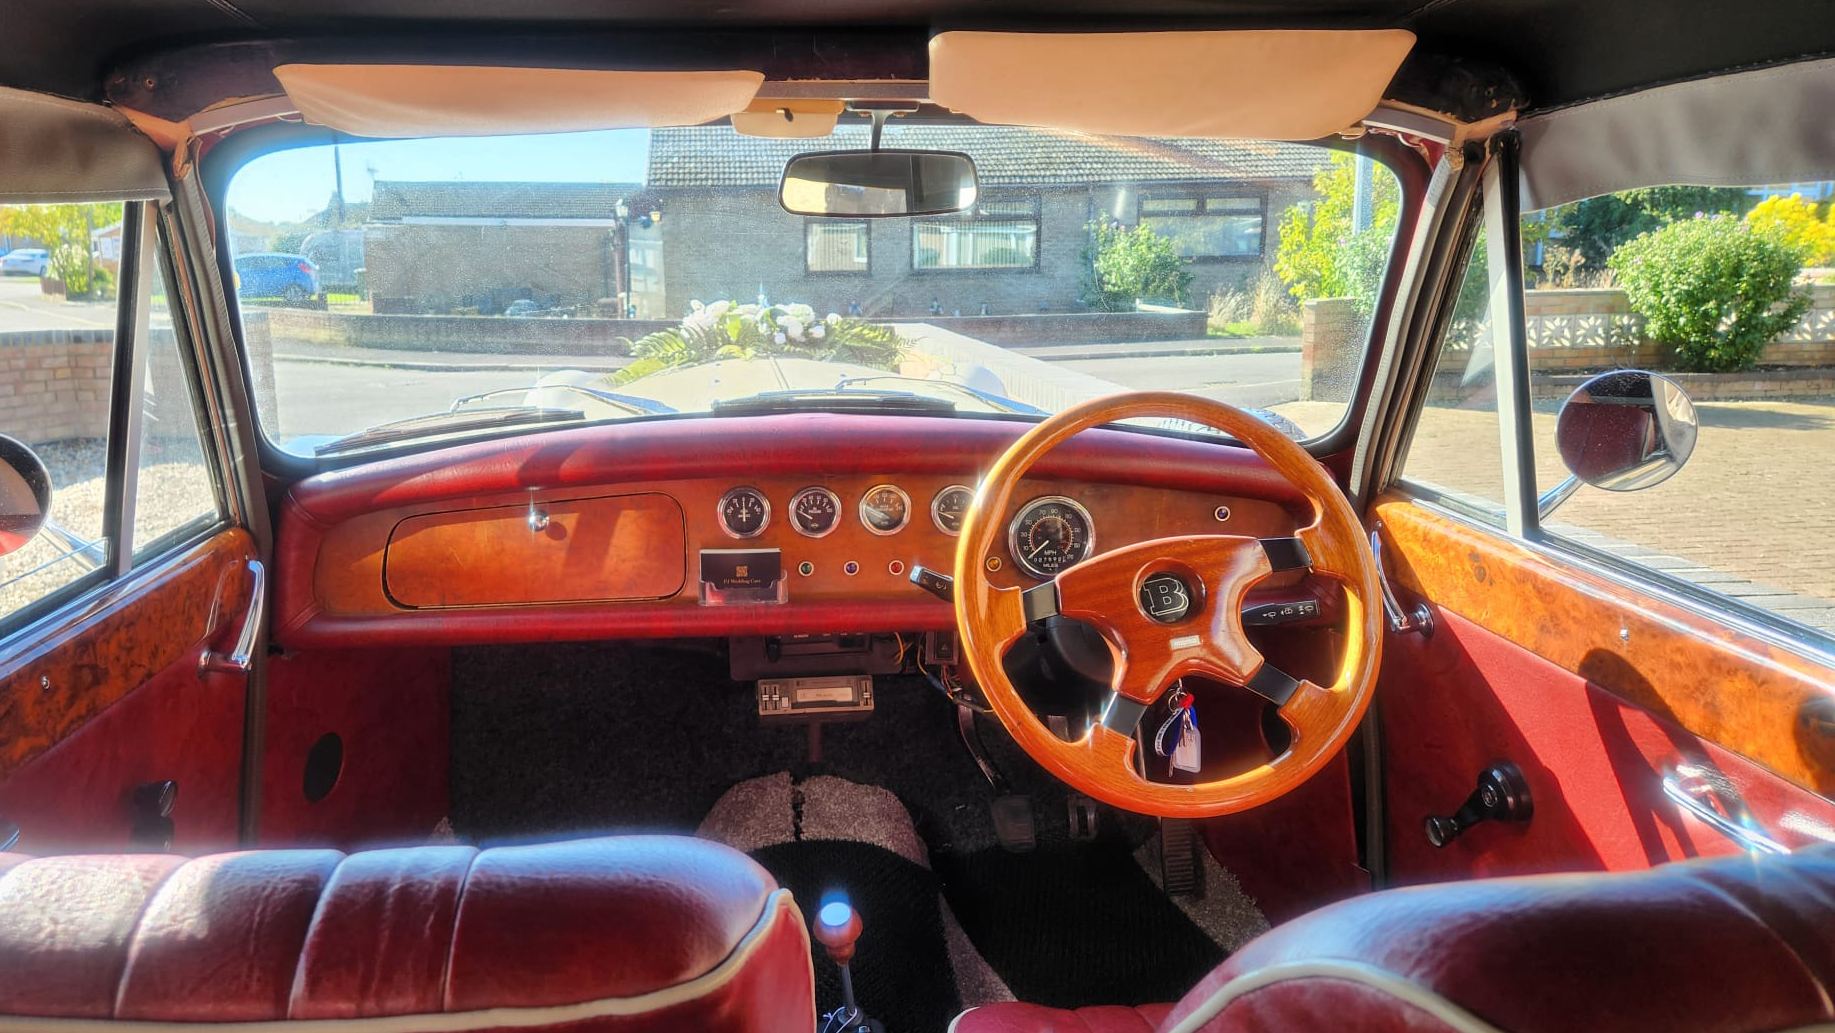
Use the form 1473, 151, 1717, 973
1539, 370, 1697, 519
0, 435, 51, 558
780, 150, 978, 217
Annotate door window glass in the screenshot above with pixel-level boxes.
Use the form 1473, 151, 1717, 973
1526, 186, 1835, 636
131, 251, 221, 558
0, 202, 126, 622
1398, 234, 1505, 520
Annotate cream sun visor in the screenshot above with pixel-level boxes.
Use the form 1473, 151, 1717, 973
272, 65, 766, 138
928, 30, 1415, 141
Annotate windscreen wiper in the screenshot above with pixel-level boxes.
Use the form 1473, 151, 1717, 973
710, 389, 956, 417
832, 375, 1045, 415
313, 406, 586, 456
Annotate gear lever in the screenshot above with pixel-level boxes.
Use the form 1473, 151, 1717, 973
814, 898, 882, 1033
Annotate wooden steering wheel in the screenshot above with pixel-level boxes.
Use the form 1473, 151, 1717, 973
953, 392, 1384, 818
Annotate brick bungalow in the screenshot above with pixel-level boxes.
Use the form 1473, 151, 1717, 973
640, 124, 1328, 319
363, 180, 641, 315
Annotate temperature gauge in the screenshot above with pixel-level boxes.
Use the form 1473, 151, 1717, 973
859, 484, 911, 535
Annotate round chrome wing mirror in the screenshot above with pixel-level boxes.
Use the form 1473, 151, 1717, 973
1540, 370, 1697, 518
0, 435, 52, 558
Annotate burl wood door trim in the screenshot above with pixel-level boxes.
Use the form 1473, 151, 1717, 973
383, 492, 686, 608
1375, 495, 1835, 799
0, 528, 256, 782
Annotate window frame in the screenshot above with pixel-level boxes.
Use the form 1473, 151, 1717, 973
1136, 189, 1268, 261
803, 218, 871, 277
0, 202, 230, 638
909, 195, 1042, 274
1383, 134, 1835, 657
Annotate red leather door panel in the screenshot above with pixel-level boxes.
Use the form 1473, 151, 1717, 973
1373, 498, 1835, 883
0, 529, 258, 854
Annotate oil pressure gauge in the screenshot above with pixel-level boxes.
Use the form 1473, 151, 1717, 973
789, 486, 842, 537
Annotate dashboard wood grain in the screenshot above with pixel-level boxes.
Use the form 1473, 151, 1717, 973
383, 492, 686, 607
273, 414, 1312, 647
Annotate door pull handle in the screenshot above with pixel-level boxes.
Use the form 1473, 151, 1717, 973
200, 558, 266, 676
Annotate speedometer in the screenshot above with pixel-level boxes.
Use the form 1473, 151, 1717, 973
1008, 496, 1095, 579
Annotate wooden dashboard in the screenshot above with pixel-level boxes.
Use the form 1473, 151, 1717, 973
273, 413, 1316, 648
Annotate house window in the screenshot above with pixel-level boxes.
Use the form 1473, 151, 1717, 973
806, 220, 870, 274
1139, 194, 1265, 258
912, 199, 1039, 271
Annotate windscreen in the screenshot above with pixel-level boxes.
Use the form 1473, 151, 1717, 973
224, 122, 1403, 456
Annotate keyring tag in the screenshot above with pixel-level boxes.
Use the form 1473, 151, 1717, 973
1170, 702, 1202, 773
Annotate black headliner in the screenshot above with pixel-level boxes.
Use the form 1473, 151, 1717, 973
11, 0, 1835, 115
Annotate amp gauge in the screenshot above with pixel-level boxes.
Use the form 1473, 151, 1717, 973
717, 486, 770, 539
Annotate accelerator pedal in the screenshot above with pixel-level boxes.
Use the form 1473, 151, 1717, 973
1160, 818, 1201, 897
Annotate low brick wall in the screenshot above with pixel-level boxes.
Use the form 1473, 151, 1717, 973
1305, 284, 1835, 400
1, 328, 197, 449
257, 305, 1207, 355
0, 330, 114, 445
885, 308, 1206, 346
257, 307, 673, 355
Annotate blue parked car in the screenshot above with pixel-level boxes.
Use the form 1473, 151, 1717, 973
1, 248, 49, 276
233, 252, 319, 302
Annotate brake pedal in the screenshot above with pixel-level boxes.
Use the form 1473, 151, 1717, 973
990, 795, 1036, 853
1160, 818, 1201, 897
1066, 794, 1100, 841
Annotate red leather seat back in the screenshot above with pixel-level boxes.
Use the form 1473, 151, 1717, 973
1163, 845, 1835, 1033
0, 836, 813, 1031
954, 846, 1835, 1033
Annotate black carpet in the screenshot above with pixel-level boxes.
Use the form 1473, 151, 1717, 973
448, 641, 1229, 1017
754, 840, 958, 1033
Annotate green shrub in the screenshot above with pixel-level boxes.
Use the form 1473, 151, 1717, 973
1208, 271, 1301, 337
1608, 214, 1810, 373
1273, 152, 1398, 314
611, 301, 905, 385
1081, 219, 1193, 312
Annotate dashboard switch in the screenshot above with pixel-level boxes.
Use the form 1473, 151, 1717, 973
910, 565, 955, 602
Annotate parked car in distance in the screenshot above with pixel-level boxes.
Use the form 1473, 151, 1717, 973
0, 249, 49, 276
233, 252, 319, 302
503, 298, 541, 316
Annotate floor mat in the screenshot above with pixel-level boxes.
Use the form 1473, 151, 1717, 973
449, 643, 1262, 1016
935, 824, 1228, 1009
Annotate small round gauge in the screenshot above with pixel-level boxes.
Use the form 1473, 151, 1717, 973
789, 486, 842, 538
717, 486, 770, 539
1008, 496, 1095, 579
931, 484, 974, 536
859, 484, 911, 536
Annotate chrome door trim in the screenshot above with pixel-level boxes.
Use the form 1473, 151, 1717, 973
199, 558, 266, 675
1661, 765, 1791, 855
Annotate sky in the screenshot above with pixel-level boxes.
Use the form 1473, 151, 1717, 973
227, 128, 651, 224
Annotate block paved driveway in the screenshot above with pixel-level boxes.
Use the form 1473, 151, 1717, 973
1273, 398, 1835, 635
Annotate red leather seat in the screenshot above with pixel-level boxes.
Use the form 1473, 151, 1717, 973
0, 835, 813, 1031
955, 846, 1835, 1033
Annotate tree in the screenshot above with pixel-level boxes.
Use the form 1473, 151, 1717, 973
1608, 214, 1810, 373
1081, 219, 1194, 312
1273, 152, 1398, 313
1746, 193, 1835, 266
1546, 187, 1752, 269
0, 202, 124, 298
